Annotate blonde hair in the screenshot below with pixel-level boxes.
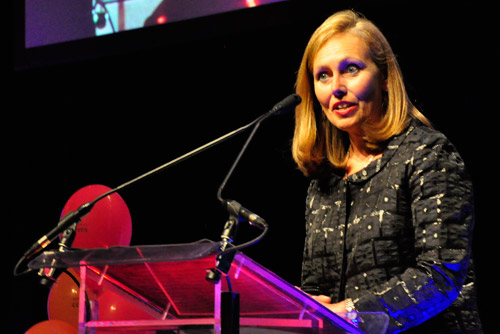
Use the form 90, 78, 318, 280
292, 10, 430, 176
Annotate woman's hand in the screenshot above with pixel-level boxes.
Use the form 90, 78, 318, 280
294, 287, 349, 317
310, 295, 347, 315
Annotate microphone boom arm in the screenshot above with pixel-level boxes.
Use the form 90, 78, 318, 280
14, 94, 301, 277
14, 114, 261, 276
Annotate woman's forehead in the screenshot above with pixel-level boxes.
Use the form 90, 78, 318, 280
313, 33, 371, 67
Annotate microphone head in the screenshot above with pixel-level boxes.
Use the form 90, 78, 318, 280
270, 94, 302, 116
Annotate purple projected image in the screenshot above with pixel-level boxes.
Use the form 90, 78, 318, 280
25, 0, 287, 48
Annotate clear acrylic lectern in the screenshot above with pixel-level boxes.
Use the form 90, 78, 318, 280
29, 240, 388, 334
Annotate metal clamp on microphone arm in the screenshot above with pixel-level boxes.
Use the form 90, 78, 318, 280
38, 222, 78, 286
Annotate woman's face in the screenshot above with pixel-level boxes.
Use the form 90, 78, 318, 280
312, 33, 386, 137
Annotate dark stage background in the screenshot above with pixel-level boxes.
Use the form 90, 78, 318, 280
11, 1, 497, 333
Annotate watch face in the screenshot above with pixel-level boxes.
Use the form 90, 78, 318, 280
346, 298, 355, 311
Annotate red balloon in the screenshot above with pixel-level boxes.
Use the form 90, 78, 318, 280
47, 269, 100, 328
96, 288, 156, 333
48, 270, 156, 333
60, 184, 132, 248
97, 288, 157, 322
47, 270, 80, 328
25, 320, 77, 334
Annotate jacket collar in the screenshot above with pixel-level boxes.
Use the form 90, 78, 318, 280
329, 120, 418, 185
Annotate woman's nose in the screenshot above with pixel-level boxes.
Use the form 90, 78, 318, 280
331, 76, 346, 99
332, 88, 347, 99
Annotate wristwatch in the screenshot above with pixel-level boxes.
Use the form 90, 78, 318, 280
345, 298, 358, 320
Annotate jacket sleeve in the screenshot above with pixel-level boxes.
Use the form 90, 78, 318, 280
353, 132, 475, 333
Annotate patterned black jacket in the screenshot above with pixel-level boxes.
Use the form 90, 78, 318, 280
301, 120, 482, 333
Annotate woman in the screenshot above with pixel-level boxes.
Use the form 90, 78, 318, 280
292, 10, 482, 334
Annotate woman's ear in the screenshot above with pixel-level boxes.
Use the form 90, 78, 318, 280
382, 76, 388, 92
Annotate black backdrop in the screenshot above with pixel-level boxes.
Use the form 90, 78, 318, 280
11, 1, 497, 333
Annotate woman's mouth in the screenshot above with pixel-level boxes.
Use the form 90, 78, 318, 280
332, 101, 358, 116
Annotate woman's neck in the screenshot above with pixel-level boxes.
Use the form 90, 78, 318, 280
344, 135, 381, 178
348, 134, 372, 158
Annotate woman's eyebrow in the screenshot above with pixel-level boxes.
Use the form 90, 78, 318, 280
339, 58, 366, 69
312, 57, 367, 74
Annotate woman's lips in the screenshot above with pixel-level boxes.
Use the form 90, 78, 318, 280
332, 101, 358, 116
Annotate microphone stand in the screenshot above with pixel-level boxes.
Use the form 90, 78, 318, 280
14, 94, 301, 278
207, 94, 302, 283
206, 117, 268, 334
206, 122, 265, 284
205, 93, 302, 334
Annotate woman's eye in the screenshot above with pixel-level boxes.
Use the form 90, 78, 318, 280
317, 72, 330, 82
345, 64, 360, 75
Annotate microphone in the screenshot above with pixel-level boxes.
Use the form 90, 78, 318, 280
15, 93, 301, 277
268, 93, 302, 116
225, 200, 267, 230
23, 202, 94, 260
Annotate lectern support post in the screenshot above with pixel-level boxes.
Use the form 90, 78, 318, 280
221, 291, 240, 334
